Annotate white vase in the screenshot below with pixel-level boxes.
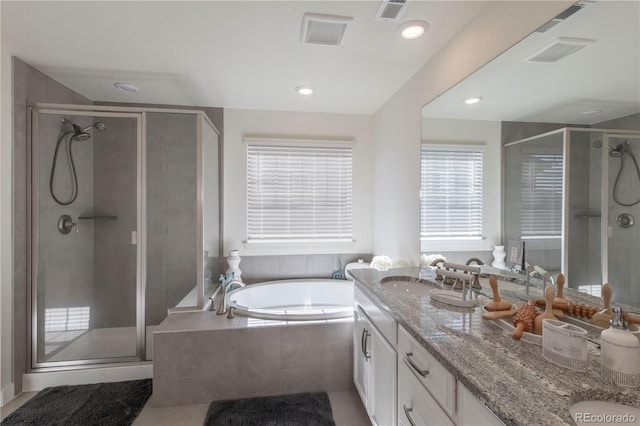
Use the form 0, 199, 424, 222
226, 250, 242, 281
492, 245, 506, 269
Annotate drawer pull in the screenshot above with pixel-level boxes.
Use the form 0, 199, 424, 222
403, 405, 418, 426
404, 351, 429, 377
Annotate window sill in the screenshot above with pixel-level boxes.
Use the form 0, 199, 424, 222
420, 238, 494, 252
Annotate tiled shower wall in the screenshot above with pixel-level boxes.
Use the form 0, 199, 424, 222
92, 116, 138, 328
35, 113, 95, 359
146, 112, 198, 325
12, 58, 92, 391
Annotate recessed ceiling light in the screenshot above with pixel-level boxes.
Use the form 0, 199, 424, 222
295, 86, 314, 95
114, 82, 139, 93
464, 96, 483, 105
398, 20, 429, 40
580, 109, 603, 116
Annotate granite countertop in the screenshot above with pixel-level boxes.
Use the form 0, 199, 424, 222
349, 266, 640, 426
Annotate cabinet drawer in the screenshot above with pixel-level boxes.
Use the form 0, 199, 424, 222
398, 360, 454, 426
398, 326, 455, 418
355, 285, 397, 346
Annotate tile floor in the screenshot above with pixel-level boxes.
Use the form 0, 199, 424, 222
1, 388, 370, 426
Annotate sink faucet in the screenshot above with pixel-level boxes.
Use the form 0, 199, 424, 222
216, 279, 245, 316
527, 265, 555, 295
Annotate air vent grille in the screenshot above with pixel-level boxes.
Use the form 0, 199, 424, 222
301, 13, 353, 46
535, 2, 584, 33
375, 0, 408, 22
525, 37, 594, 63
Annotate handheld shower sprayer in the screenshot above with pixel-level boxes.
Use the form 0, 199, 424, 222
50, 117, 106, 205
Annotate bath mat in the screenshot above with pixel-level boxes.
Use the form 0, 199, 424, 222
203, 391, 335, 426
1, 379, 152, 426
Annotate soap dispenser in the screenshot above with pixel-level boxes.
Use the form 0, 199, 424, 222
600, 307, 640, 387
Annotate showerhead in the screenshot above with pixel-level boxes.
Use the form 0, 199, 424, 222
62, 117, 106, 142
609, 143, 626, 158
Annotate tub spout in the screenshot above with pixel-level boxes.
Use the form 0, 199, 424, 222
217, 280, 245, 316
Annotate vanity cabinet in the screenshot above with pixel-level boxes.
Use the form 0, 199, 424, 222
354, 287, 397, 426
396, 325, 505, 426
354, 284, 504, 426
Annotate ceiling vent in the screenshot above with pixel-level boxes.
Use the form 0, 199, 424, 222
525, 37, 595, 63
375, 0, 408, 22
535, 3, 585, 33
301, 13, 353, 46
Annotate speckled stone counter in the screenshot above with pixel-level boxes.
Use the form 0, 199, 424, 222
349, 267, 640, 426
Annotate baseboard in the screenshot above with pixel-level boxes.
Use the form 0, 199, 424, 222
1, 382, 15, 407
22, 363, 153, 392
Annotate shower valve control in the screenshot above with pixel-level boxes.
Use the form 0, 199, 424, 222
617, 213, 635, 229
58, 214, 79, 234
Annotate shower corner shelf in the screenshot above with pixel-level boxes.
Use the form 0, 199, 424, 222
78, 215, 118, 221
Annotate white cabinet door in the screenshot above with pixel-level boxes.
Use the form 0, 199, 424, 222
370, 325, 396, 426
458, 381, 505, 426
398, 359, 454, 426
354, 306, 371, 414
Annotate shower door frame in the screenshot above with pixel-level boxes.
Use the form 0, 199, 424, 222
600, 131, 640, 286
505, 127, 640, 287
28, 107, 146, 368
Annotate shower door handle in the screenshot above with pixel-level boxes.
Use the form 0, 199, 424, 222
131, 231, 137, 245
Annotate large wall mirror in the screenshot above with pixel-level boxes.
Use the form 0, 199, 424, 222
420, 1, 640, 308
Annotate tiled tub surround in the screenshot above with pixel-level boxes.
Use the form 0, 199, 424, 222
350, 267, 640, 426
152, 310, 353, 406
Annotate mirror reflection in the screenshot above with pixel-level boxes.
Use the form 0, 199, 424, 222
420, 1, 640, 308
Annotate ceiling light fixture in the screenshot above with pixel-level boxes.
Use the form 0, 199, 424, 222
295, 86, 314, 95
113, 82, 139, 93
464, 96, 483, 105
398, 20, 429, 40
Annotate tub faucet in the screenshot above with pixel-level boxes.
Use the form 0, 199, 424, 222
216, 280, 245, 316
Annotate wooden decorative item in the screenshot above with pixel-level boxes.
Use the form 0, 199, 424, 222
513, 301, 539, 340
484, 275, 513, 311
533, 286, 556, 335
554, 273, 568, 304
591, 283, 613, 328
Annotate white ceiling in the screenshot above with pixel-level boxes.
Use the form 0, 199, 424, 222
422, 0, 640, 125
2, 0, 489, 114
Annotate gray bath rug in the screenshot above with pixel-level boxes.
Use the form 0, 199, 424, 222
203, 392, 336, 426
1, 379, 152, 426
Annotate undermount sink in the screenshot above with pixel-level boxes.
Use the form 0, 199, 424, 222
569, 400, 639, 425
381, 279, 433, 297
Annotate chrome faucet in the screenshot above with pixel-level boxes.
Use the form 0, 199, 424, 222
216, 280, 245, 316
526, 264, 555, 295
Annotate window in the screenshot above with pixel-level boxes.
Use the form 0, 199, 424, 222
247, 140, 352, 243
521, 153, 563, 238
420, 145, 483, 240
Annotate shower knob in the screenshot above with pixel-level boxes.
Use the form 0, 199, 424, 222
58, 214, 78, 234
616, 213, 634, 229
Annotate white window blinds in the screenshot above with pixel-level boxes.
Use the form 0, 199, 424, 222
247, 142, 353, 242
521, 153, 563, 238
420, 146, 483, 239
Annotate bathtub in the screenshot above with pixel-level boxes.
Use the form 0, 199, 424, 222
227, 279, 354, 320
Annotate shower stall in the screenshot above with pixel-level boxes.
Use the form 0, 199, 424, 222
505, 128, 640, 307
28, 105, 221, 369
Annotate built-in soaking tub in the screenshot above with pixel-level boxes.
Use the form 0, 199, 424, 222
227, 279, 354, 320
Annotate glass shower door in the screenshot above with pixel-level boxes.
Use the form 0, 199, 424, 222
604, 135, 640, 308
31, 109, 143, 366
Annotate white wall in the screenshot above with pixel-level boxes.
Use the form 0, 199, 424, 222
1, 3, 15, 403
223, 109, 373, 256
371, 0, 573, 265
421, 118, 502, 251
